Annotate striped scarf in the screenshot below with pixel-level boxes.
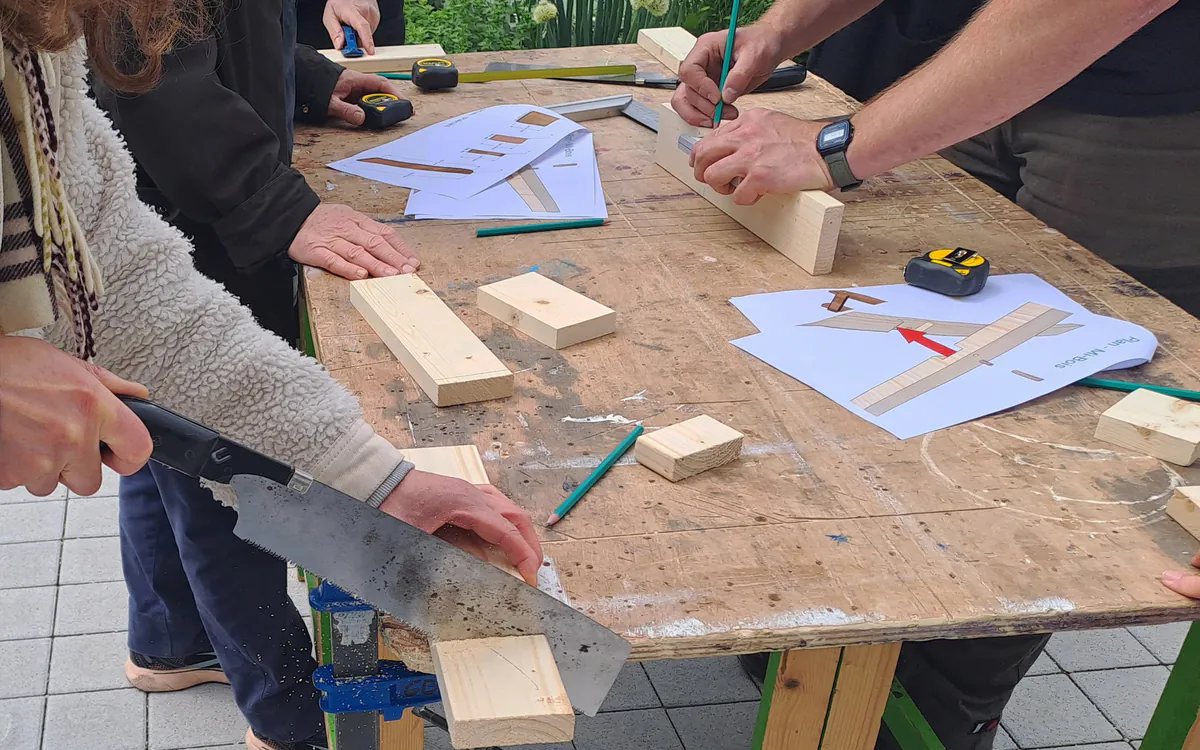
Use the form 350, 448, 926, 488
0, 40, 100, 358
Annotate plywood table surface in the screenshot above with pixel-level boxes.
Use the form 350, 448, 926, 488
295, 44, 1200, 664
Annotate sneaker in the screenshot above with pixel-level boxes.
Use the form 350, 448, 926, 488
246, 727, 330, 750
124, 650, 230, 693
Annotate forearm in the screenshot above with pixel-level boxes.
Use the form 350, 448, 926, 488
848, 0, 1178, 178
758, 0, 884, 59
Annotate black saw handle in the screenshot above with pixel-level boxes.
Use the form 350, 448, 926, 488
752, 64, 808, 93
115, 396, 295, 486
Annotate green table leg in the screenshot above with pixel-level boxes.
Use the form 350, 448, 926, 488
1142, 621, 1200, 750
882, 678, 947, 750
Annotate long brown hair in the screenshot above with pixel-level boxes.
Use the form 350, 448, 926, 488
0, 0, 208, 92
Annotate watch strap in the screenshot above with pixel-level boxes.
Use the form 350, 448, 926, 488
824, 150, 861, 190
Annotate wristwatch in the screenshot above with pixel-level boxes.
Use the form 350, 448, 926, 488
816, 118, 862, 190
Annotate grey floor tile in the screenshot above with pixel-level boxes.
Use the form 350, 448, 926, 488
1127, 622, 1191, 664
149, 683, 243, 749
55, 582, 128, 636
668, 701, 759, 750
0, 639, 50, 699
574, 708, 684, 750
0, 542, 60, 589
0, 696, 45, 750
643, 657, 759, 708
1046, 629, 1157, 672
1027, 650, 1062, 676
65, 496, 120, 539
0, 485, 66, 504
600, 663, 660, 712
1002, 674, 1122, 747
49, 631, 131, 694
1053, 744, 1134, 749
68, 468, 122, 499
424, 725, 571, 750
0, 502, 65, 544
0, 587, 56, 641
995, 726, 1018, 750
1074, 666, 1170, 740
60, 537, 124, 585
43, 688, 145, 750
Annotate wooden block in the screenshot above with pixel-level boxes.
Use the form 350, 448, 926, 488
1094, 389, 1200, 466
654, 104, 844, 276
319, 43, 446, 73
759, 648, 841, 750
1169, 487, 1200, 541
350, 275, 513, 407
431, 635, 574, 749
634, 414, 743, 482
381, 709, 424, 750
477, 272, 616, 349
636, 27, 697, 74
403, 445, 491, 485
821, 643, 902, 750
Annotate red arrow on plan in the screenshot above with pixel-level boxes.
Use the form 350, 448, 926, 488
896, 327, 958, 357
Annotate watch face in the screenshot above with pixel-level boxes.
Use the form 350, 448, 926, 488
818, 121, 851, 154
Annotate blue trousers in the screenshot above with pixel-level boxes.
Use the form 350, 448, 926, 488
119, 463, 324, 741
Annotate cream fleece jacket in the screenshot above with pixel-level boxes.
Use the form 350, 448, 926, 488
32, 45, 404, 504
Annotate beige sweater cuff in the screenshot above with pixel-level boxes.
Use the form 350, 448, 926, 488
312, 420, 405, 502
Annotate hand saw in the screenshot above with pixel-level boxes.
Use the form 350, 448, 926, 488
484, 61, 808, 92
118, 397, 630, 715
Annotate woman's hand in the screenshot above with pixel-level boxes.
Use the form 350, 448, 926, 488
1163, 551, 1200, 599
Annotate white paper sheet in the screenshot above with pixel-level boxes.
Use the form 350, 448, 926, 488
403, 131, 607, 220
327, 105, 585, 199
730, 275, 1158, 439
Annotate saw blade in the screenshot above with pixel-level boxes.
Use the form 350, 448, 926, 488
230, 474, 630, 716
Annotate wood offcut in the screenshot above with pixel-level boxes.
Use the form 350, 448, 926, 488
634, 415, 743, 482
1168, 487, 1200, 541
350, 275, 514, 407
635, 27, 697, 73
319, 43, 446, 73
477, 272, 616, 349
1095, 389, 1200, 465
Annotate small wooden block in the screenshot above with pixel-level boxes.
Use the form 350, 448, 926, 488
403, 445, 490, 485
634, 415, 743, 482
1168, 487, 1200, 541
477, 272, 616, 349
319, 43, 446, 73
1095, 389, 1200, 466
636, 27, 698, 74
351, 275, 513, 407
432, 635, 574, 749
654, 104, 845, 275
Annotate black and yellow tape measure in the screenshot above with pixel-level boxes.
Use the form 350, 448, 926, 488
904, 247, 991, 297
357, 92, 414, 130
411, 58, 460, 91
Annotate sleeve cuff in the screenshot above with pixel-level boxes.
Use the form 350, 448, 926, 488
311, 420, 407, 502
211, 167, 321, 272
295, 44, 345, 124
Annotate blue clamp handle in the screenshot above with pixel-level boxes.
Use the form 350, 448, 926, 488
309, 581, 372, 613
314, 662, 440, 721
341, 24, 364, 58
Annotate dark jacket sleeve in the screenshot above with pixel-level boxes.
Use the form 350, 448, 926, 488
93, 37, 320, 273
295, 44, 345, 124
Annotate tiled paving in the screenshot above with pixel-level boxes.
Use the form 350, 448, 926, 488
0, 474, 1192, 749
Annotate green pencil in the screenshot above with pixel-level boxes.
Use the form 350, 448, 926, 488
1076, 376, 1200, 402
546, 424, 643, 526
476, 218, 604, 238
713, 0, 743, 125
380, 72, 412, 80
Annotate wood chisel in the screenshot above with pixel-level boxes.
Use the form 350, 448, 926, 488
116, 396, 631, 716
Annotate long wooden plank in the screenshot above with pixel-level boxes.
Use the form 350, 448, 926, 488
431, 635, 574, 749
350, 275, 513, 407
478, 272, 616, 349
821, 643, 902, 750
759, 648, 841, 750
636, 27, 697, 74
654, 104, 844, 275
319, 43, 446, 73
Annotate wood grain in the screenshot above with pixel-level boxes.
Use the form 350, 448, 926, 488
404, 445, 491, 485
761, 648, 840, 750
298, 44, 1200, 663
1168, 487, 1200, 541
821, 643, 902, 750
319, 43, 446, 73
634, 414, 744, 481
636, 27, 697, 73
1096, 389, 1200, 465
380, 712, 424, 750
477, 272, 616, 349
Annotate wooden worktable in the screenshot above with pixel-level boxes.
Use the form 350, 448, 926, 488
296, 42, 1200, 694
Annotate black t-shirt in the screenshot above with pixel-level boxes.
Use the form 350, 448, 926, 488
808, 0, 1200, 116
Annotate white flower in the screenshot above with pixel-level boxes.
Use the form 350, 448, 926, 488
532, 0, 558, 22
629, 0, 647, 10
644, 0, 669, 15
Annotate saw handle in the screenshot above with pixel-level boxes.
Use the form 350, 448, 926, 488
115, 396, 295, 486
752, 64, 808, 93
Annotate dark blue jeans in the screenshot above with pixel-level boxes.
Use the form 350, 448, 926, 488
119, 463, 323, 742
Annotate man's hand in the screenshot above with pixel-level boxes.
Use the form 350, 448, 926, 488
690, 109, 833, 205
327, 70, 406, 127
0, 337, 154, 496
672, 26, 784, 127
379, 470, 544, 585
1163, 552, 1200, 599
325, 0, 381, 54
290, 203, 419, 279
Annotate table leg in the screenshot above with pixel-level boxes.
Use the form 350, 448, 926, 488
752, 643, 900, 750
381, 711, 424, 750
1142, 621, 1200, 750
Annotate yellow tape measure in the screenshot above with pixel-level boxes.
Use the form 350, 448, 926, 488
904, 247, 991, 297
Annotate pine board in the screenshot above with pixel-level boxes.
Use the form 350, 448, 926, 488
478, 272, 616, 349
